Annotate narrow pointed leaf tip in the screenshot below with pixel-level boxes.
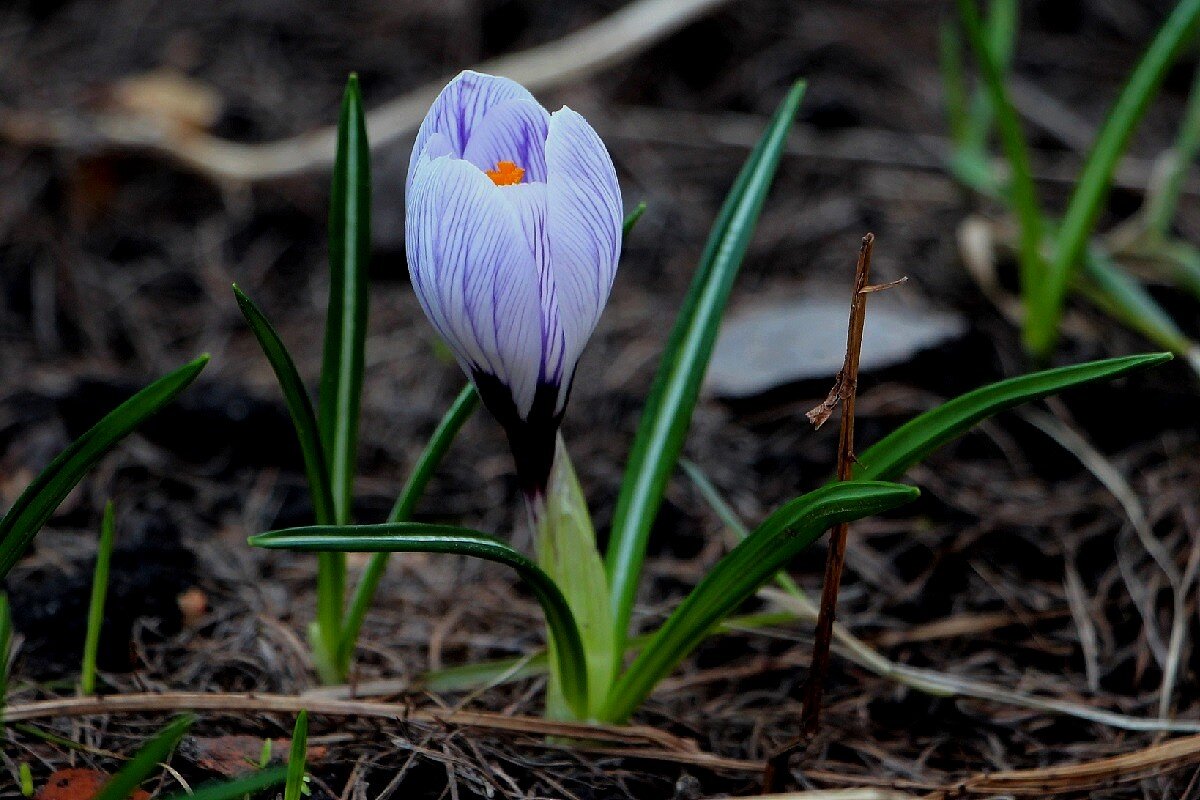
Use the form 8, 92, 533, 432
605, 79, 807, 659
854, 352, 1172, 482
405, 71, 623, 491
1025, 0, 1200, 355
0, 355, 208, 579
233, 285, 336, 527
94, 715, 196, 800
321, 72, 371, 526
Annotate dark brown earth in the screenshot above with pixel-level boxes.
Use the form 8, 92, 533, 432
2, 0, 1200, 797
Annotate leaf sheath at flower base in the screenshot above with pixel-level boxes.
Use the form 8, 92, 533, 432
529, 435, 614, 719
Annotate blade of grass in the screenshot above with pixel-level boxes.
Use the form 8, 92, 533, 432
19, 763, 33, 797
1157, 240, 1200, 303
963, 0, 1018, 156
0, 355, 207, 579
386, 386, 478, 525
94, 715, 195, 800
622, 201, 647, 238
1077, 248, 1198, 368
940, 18, 971, 148
160, 767, 288, 800
956, 0, 1046, 310
251, 523, 589, 719
338, 384, 479, 670
600, 481, 919, 723
0, 592, 11, 726
1145, 62, 1200, 238
680, 460, 804, 599
284, 711, 308, 800
320, 72, 371, 525
943, 1, 1019, 195
233, 285, 335, 526
80, 501, 115, 696
605, 80, 806, 662
314, 73, 371, 680
1025, 0, 1200, 356
853, 352, 1172, 482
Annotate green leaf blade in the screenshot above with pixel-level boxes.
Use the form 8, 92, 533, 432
0, 592, 11, 725
622, 201, 647, 238
81, 501, 115, 696
605, 80, 807, 659
252, 523, 590, 719
284, 710, 308, 800
955, 0, 1046, 309
95, 715, 195, 800
1026, 0, 1200, 356
0, 355, 208, 579
601, 481, 919, 723
1079, 250, 1195, 359
160, 768, 288, 800
320, 73, 372, 526
234, 286, 336, 526
854, 352, 1173, 482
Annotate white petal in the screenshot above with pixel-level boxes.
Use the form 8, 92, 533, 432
406, 156, 544, 416
407, 71, 535, 198
462, 99, 551, 182
496, 183, 568, 387
545, 107, 623, 404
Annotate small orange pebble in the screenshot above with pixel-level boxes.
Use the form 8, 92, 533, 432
178, 587, 208, 626
485, 160, 525, 186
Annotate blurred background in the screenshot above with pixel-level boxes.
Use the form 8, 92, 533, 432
1, 0, 1199, 793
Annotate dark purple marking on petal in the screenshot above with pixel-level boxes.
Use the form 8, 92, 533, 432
472, 370, 565, 495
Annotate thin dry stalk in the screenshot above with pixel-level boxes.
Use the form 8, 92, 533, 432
1, 692, 690, 752
1022, 408, 1196, 719
765, 233, 875, 790
801, 232, 876, 727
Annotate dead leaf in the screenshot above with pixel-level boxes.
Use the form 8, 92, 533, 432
177, 587, 208, 627
106, 70, 223, 133
37, 768, 149, 800
185, 734, 326, 777
705, 295, 967, 399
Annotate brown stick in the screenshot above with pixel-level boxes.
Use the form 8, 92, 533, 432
3, 691, 688, 750
764, 233, 875, 791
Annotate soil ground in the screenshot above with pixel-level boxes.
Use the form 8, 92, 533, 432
2, 0, 1200, 797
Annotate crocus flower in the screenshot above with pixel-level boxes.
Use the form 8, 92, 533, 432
406, 70, 622, 492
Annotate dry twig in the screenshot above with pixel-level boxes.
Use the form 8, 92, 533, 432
2, 692, 689, 752
765, 233, 877, 790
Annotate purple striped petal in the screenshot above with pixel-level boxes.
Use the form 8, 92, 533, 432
462, 99, 551, 183
544, 107, 622, 403
406, 155, 544, 417
407, 71, 536, 197
496, 183, 568, 388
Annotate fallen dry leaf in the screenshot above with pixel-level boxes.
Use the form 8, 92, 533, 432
106, 69, 223, 133
185, 734, 327, 777
177, 587, 208, 627
37, 768, 149, 800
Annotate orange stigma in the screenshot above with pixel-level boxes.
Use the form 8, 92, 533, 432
485, 160, 525, 186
